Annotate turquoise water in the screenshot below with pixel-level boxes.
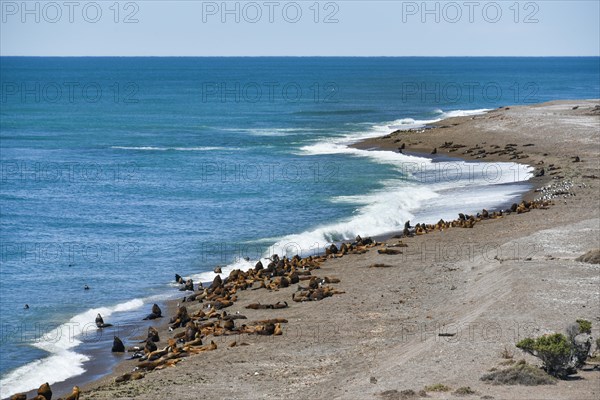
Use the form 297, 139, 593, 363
1, 57, 599, 396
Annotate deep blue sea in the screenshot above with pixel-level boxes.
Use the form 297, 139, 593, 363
1, 57, 599, 397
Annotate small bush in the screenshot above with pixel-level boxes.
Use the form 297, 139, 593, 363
378, 389, 422, 400
501, 345, 514, 359
454, 386, 476, 395
480, 362, 556, 386
516, 333, 572, 377
576, 319, 592, 334
424, 383, 451, 392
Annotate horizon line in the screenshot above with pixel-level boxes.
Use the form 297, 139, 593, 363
2, 55, 600, 58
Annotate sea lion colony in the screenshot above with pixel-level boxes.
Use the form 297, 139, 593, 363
16, 198, 555, 399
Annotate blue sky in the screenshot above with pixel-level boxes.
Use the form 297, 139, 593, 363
1, 1, 599, 56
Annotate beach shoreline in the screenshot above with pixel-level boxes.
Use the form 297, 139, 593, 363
8, 99, 600, 400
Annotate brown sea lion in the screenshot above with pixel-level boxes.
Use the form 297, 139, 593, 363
377, 248, 402, 255
147, 326, 159, 342
145, 338, 158, 353
170, 306, 191, 329
37, 383, 52, 400
210, 274, 223, 289
184, 321, 198, 342
180, 279, 194, 291
112, 336, 125, 352
223, 319, 235, 331
9, 394, 26, 400
143, 304, 162, 320
256, 323, 276, 335
274, 323, 283, 336
325, 244, 338, 255
63, 386, 80, 400
115, 372, 144, 383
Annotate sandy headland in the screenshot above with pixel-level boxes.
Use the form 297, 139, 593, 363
14, 100, 600, 400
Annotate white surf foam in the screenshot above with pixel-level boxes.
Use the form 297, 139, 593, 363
208, 108, 531, 275
111, 146, 236, 151
0, 298, 144, 398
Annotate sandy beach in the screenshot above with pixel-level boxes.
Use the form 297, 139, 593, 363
26, 100, 599, 400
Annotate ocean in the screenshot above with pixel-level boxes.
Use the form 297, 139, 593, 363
1, 56, 599, 397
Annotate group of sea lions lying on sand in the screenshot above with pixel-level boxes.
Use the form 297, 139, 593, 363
17, 197, 555, 398
9, 382, 79, 400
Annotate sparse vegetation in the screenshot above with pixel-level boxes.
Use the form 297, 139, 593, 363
501, 345, 514, 359
480, 360, 556, 386
576, 319, 592, 334
516, 333, 573, 377
454, 386, 476, 396
517, 320, 595, 376
378, 389, 424, 400
424, 383, 451, 392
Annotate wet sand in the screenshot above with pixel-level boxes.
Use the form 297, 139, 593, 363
32, 100, 600, 400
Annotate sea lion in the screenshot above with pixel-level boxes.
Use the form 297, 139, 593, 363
274, 323, 283, 336
184, 321, 198, 342
378, 248, 402, 255
84, 284, 90, 290
152, 303, 161, 315
180, 279, 194, 291
145, 338, 158, 353
9, 394, 26, 400
143, 304, 162, 320
64, 386, 80, 400
431, 147, 437, 154
256, 323, 276, 335
214, 266, 222, 274
147, 326, 159, 342
403, 220, 412, 236
175, 273, 183, 284
210, 274, 223, 289
170, 306, 191, 329
37, 382, 52, 400
95, 313, 113, 328
112, 336, 125, 352
325, 244, 338, 255
115, 371, 144, 383
23, 304, 29, 310
223, 319, 234, 331
368, 263, 394, 268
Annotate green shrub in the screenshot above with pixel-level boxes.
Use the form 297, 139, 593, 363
454, 386, 476, 395
516, 333, 572, 377
424, 383, 451, 392
576, 319, 592, 334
